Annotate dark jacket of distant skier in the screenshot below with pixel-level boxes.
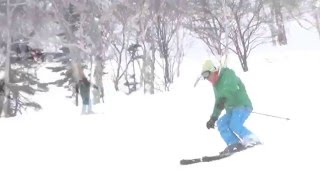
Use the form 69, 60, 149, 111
201, 60, 261, 156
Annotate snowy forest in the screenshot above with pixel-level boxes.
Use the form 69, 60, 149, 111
0, 0, 320, 117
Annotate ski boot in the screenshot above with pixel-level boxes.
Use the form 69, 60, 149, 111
242, 135, 262, 148
219, 142, 245, 156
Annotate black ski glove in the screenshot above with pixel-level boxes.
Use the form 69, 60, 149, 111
206, 116, 217, 129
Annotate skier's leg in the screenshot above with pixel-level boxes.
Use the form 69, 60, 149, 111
88, 99, 93, 113
82, 96, 89, 114
217, 112, 244, 155
81, 104, 86, 114
217, 112, 241, 146
229, 107, 261, 147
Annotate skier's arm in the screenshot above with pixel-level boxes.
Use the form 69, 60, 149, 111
211, 97, 226, 119
92, 84, 99, 90
88, 81, 99, 90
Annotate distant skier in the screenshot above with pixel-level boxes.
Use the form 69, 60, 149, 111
75, 75, 98, 114
201, 60, 261, 155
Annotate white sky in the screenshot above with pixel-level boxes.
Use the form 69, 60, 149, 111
1, 21, 320, 180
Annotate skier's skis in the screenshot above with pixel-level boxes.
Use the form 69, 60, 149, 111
180, 144, 261, 165
180, 154, 230, 165
202, 154, 231, 162
180, 158, 202, 165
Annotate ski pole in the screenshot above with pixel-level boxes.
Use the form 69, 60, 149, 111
193, 75, 202, 87
252, 111, 290, 120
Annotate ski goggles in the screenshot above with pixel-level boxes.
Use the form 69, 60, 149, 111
201, 70, 211, 79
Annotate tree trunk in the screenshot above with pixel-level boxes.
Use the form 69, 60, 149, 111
142, 43, 155, 94
175, 27, 182, 77
90, 55, 99, 104
242, 58, 249, 72
164, 53, 170, 91
269, 8, 277, 45
314, 11, 320, 39
222, 0, 230, 68
273, 2, 287, 45
131, 59, 137, 92
4, 0, 11, 117
114, 79, 119, 92
93, 57, 104, 103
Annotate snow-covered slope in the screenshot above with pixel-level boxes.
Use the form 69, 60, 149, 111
1, 21, 320, 180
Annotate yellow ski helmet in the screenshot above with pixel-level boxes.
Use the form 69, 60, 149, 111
201, 60, 216, 73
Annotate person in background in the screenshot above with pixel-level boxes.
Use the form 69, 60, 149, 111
201, 60, 261, 156
76, 75, 98, 114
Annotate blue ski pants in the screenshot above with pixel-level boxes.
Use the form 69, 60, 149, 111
217, 107, 253, 145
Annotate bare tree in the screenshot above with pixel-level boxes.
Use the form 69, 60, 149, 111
48, 0, 112, 105
3, 0, 27, 117
312, 1, 320, 38
261, 3, 277, 45
263, 0, 288, 45
110, 2, 136, 92
184, 0, 225, 57
50, 0, 84, 81
155, 15, 173, 91
0, 0, 49, 117
228, 0, 266, 72
82, 1, 109, 103
154, 0, 184, 91
285, 0, 320, 40
272, 0, 287, 45
134, 0, 159, 94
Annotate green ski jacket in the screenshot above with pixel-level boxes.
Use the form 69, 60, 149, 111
211, 68, 252, 118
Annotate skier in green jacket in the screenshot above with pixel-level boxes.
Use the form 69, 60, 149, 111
201, 60, 261, 155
